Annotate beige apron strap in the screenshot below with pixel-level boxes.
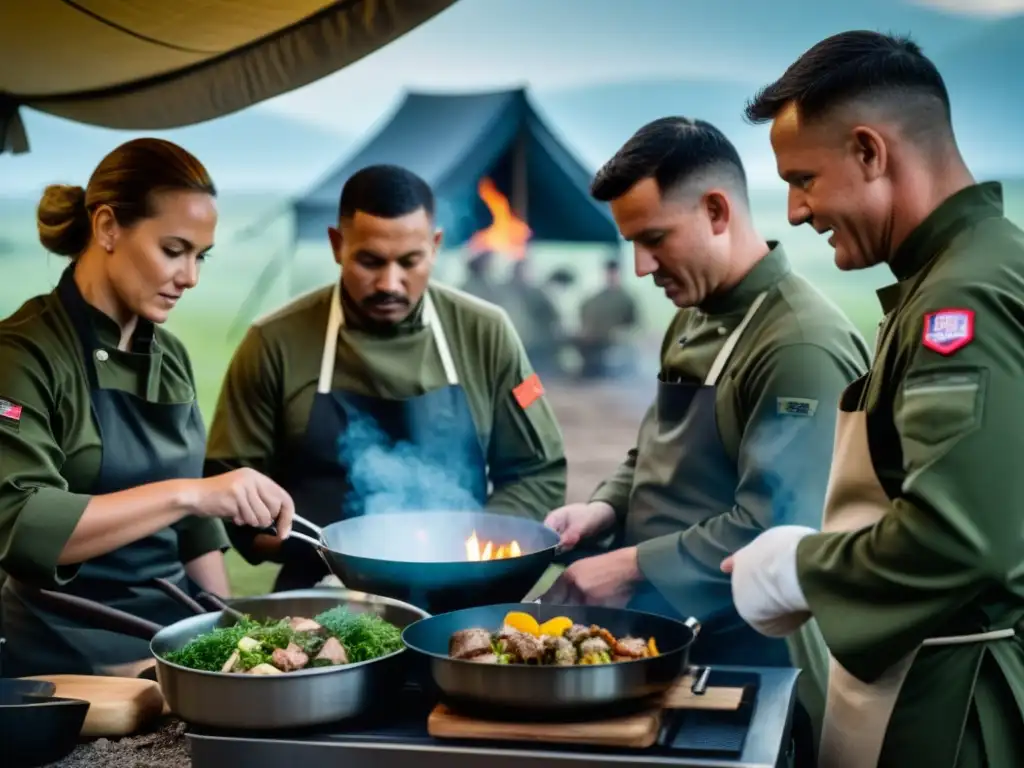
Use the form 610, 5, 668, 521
317, 281, 344, 394
317, 282, 459, 394
703, 291, 769, 387
821, 651, 919, 768
422, 292, 459, 386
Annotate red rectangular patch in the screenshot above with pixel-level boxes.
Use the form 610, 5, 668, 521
513, 373, 545, 410
0, 397, 23, 424
922, 309, 974, 355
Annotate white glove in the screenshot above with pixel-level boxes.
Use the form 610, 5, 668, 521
730, 525, 816, 638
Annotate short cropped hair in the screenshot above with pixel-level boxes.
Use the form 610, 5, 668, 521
338, 164, 435, 222
590, 117, 748, 204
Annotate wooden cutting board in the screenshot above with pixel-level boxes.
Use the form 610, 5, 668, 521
24, 675, 166, 737
427, 673, 746, 749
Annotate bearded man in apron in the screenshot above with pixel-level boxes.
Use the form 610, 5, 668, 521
205, 164, 567, 592
725, 31, 1024, 768
541, 117, 872, 762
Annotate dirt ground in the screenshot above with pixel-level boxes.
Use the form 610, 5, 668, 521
47, 381, 650, 768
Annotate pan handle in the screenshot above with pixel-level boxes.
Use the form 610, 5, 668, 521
291, 514, 325, 539
26, 588, 162, 641
195, 591, 248, 623
149, 577, 210, 616
287, 530, 327, 549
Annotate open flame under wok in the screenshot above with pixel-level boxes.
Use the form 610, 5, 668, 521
465, 530, 522, 561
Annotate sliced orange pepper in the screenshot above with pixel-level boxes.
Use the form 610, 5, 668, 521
503, 611, 540, 636
538, 616, 573, 637
647, 637, 659, 657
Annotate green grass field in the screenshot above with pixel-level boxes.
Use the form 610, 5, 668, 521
3, 182, 1023, 595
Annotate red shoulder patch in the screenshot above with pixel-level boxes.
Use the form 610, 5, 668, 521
513, 373, 545, 409
922, 309, 974, 355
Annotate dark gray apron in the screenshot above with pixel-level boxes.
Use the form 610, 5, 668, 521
624, 290, 791, 668
272, 283, 489, 591
1, 264, 205, 677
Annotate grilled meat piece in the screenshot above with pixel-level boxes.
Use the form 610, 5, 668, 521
564, 624, 595, 644
271, 642, 310, 672
506, 632, 545, 663
469, 652, 500, 664
315, 636, 349, 665
449, 628, 494, 660
578, 637, 611, 657
613, 636, 649, 658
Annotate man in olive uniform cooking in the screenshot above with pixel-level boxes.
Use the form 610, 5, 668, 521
724, 31, 1024, 768
205, 164, 567, 591
543, 117, 871, 678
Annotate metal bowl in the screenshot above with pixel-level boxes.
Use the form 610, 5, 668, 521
151, 589, 428, 730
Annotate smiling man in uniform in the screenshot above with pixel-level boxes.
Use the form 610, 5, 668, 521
723, 31, 1024, 768
205, 164, 567, 591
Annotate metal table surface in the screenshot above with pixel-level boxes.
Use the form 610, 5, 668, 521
189, 665, 801, 768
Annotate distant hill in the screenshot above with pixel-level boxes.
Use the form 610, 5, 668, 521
1, 108, 354, 196
533, 20, 1024, 186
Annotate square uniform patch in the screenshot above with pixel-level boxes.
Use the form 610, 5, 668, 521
777, 397, 818, 417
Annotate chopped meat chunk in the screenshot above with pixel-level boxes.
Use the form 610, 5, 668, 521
271, 642, 309, 672
506, 632, 545, 663
578, 637, 611, 657
613, 636, 649, 658
449, 628, 494, 660
315, 636, 349, 665
469, 652, 500, 664
288, 617, 323, 633
564, 624, 594, 644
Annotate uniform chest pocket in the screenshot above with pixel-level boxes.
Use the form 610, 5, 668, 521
896, 366, 986, 449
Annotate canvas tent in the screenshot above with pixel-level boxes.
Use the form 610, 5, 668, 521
0, 0, 458, 154
229, 87, 619, 329
289, 88, 620, 247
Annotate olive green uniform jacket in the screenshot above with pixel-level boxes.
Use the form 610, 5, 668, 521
795, 182, 1024, 766
205, 282, 568, 565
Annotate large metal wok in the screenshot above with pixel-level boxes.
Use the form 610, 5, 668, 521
287, 510, 561, 614
24, 585, 428, 730
401, 602, 700, 717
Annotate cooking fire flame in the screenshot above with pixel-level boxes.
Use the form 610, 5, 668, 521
468, 178, 532, 260
465, 530, 522, 561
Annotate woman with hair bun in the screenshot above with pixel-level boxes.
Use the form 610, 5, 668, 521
0, 138, 295, 677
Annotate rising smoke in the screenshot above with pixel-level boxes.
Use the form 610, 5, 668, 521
337, 407, 484, 516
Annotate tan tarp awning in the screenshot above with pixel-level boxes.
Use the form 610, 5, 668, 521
0, 0, 458, 154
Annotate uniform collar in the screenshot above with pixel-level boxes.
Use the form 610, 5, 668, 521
699, 241, 791, 316
59, 263, 155, 351
339, 283, 427, 337
888, 181, 1005, 281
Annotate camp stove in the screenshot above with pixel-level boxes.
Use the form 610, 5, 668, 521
188, 665, 801, 768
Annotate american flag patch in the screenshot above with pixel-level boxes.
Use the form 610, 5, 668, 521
0, 397, 23, 424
